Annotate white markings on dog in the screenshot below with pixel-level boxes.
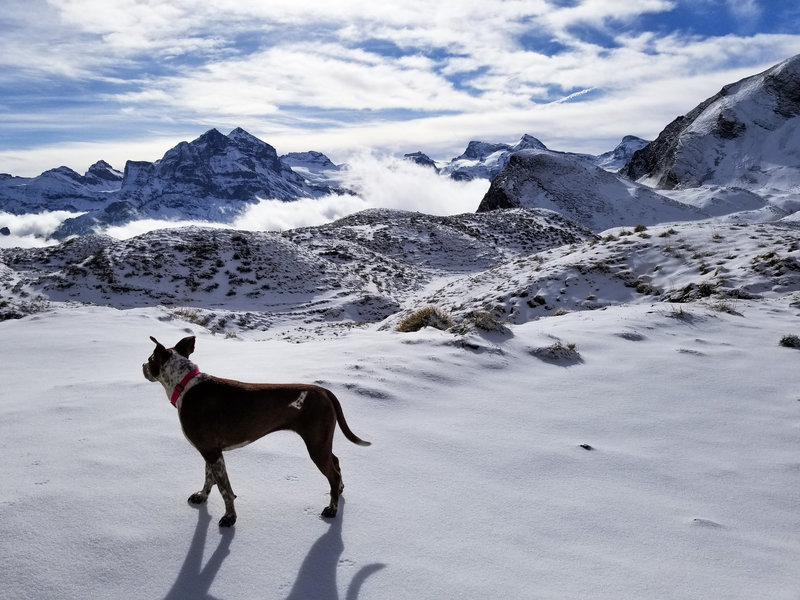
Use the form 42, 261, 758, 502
290, 391, 308, 410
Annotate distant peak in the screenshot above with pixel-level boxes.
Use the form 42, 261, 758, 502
88, 160, 115, 171
194, 128, 226, 144
459, 140, 510, 160
228, 127, 261, 143
514, 134, 547, 151
87, 160, 122, 181
229, 126, 250, 136
45, 165, 81, 177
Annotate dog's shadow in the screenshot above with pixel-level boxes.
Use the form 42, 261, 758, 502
285, 499, 385, 600
163, 504, 235, 600
163, 499, 384, 600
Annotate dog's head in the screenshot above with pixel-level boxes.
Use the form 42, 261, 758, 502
142, 335, 196, 382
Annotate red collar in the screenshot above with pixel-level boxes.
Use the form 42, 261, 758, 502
170, 369, 201, 407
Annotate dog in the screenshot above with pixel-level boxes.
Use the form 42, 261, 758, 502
142, 335, 371, 527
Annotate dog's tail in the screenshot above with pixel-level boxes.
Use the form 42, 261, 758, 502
326, 389, 372, 446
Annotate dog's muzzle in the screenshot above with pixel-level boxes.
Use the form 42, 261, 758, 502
142, 363, 157, 382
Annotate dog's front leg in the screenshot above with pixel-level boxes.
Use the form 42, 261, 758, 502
204, 452, 237, 528
188, 462, 215, 505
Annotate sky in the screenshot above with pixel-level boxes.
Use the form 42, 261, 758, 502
1, 0, 799, 177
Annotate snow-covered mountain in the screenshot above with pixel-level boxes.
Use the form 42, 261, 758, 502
403, 151, 439, 171
476, 149, 706, 231
591, 135, 650, 172
0, 128, 348, 238
623, 54, 800, 196
469, 55, 800, 230
439, 134, 548, 181
60, 128, 346, 237
0, 161, 123, 213
279, 150, 344, 186
432, 135, 648, 182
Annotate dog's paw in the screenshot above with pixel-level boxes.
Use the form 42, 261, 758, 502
321, 506, 338, 519
188, 492, 208, 504
218, 513, 236, 528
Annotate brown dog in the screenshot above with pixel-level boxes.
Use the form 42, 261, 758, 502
142, 335, 370, 527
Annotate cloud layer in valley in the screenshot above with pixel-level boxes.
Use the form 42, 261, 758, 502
102, 155, 489, 239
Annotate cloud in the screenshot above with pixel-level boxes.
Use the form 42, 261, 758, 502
0, 210, 81, 248
726, 0, 762, 21
1, 0, 799, 178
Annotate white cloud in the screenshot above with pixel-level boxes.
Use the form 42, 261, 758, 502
0, 211, 81, 248
726, 0, 762, 22
1, 0, 798, 178
541, 0, 676, 35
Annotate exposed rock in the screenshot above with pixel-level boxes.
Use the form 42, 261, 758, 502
403, 152, 439, 171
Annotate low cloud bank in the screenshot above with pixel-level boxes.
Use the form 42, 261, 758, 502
103, 155, 489, 240
1, 157, 489, 245
0, 211, 83, 248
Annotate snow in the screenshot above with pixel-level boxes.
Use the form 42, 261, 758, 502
1, 287, 799, 599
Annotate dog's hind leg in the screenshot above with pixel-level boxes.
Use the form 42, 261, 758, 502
202, 451, 238, 527
188, 462, 215, 505
306, 442, 343, 518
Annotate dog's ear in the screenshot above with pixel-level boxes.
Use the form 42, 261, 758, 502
174, 336, 196, 358
149, 336, 170, 358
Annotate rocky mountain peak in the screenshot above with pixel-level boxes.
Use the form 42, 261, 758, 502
512, 134, 547, 152
403, 152, 439, 171
86, 161, 123, 183
623, 53, 800, 190
458, 141, 510, 161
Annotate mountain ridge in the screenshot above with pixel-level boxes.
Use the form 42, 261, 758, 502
623, 54, 800, 192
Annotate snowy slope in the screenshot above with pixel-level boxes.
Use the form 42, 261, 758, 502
2, 171, 800, 600
477, 149, 707, 231
0, 208, 592, 334
1, 295, 798, 600
386, 220, 800, 329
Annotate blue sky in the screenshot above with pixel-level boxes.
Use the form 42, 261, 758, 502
1, 0, 799, 176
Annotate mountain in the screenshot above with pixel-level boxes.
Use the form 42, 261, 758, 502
590, 135, 650, 172
280, 151, 344, 185
623, 54, 800, 195
0, 128, 347, 237
56, 129, 349, 237
403, 152, 439, 171
476, 149, 706, 231
117, 128, 338, 217
439, 134, 548, 181
0, 161, 123, 213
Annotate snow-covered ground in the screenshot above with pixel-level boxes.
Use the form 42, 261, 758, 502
1, 294, 798, 599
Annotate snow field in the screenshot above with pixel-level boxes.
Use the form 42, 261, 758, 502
1, 300, 798, 599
